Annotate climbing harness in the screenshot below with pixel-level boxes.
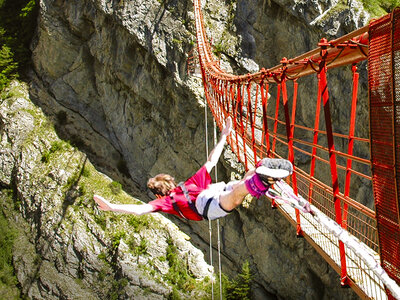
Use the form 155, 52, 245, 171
170, 182, 202, 220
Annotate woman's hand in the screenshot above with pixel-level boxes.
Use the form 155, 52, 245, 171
93, 195, 114, 211
222, 116, 232, 136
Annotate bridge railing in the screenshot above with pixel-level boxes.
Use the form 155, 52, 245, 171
193, 0, 400, 299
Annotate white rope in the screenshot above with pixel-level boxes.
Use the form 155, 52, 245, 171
213, 119, 223, 300
204, 103, 214, 300
266, 180, 400, 300
208, 218, 214, 300
204, 104, 224, 299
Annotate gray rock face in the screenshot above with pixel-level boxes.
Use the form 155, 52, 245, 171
0, 81, 212, 299
27, 0, 371, 299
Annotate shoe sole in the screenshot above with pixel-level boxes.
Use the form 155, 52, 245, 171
256, 166, 291, 180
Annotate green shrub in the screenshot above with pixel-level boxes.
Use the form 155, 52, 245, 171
111, 230, 126, 249
226, 261, 252, 300
0, 0, 38, 91
94, 214, 107, 230
98, 267, 108, 281
165, 238, 196, 293
0, 44, 18, 90
133, 239, 147, 256
109, 181, 122, 195
360, 0, 400, 16
81, 165, 91, 178
127, 215, 150, 232
109, 278, 129, 300
41, 140, 65, 163
97, 251, 107, 262
168, 287, 181, 300
0, 210, 21, 298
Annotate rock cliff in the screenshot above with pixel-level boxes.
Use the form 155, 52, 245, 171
1, 81, 212, 299
19, 0, 372, 298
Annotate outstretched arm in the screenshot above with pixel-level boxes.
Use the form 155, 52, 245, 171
204, 116, 232, 173
93, 195, 154, 216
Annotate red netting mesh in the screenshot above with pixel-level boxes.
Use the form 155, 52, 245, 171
368, 8, 400, 298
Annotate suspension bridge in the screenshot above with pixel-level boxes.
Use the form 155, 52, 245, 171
191, 1, 400, 299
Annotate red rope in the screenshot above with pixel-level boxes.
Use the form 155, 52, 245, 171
192, 1, 398, 296
319, 55, 349, 286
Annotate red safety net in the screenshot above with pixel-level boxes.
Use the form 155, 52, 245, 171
193, 0, 400, 298
369, 8, 400, 299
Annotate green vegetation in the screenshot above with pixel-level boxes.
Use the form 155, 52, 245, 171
172, 38, 183, 45
81, 165, 91, 178
165, 238, 197, 294
200, 261, 253, 300
0, 0, 38, 91
127, 214, 151, 232
94, 214, 107, 230
109, 278, 129, 300
109, 181, 122, 195
0, 41, 18, 90
213, 41, 225, 57
0, 205, 21, 299
111, 230, 126, 250
41, 141, 67, 163
360, 0, 400, 16
225, 261, 252, 300
132, 239, 148, 256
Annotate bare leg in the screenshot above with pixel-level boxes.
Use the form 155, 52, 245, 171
219, 181, 250, 211
219, 169, 255, 211
219, 169, 277, 211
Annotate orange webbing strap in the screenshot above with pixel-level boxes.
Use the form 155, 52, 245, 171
281, 77, 302, 236
238, 84, 248, 169
342, 64, 359, 229
271, 83, 281, 156
308, 73, 322, 204
260, 80, 271, 157
233, 83, 242, 163
319, 49, 349, 286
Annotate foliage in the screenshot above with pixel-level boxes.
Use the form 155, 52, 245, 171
41, 141, 66, 163
360, 0, 400, 16
165, 238, 196, 295
203, 261, 253, 300
111, 230, 126, 249
0, 0, 38, 91
109, 278, 129, 300
126, 214, 150, 232
94, 213, 106, 230
0, 43, 18, 90
212, 41, 225, 57
81, 165, 91, 178
0, 209, 21, 298
109, 181, 122, 195
132, 239, 148, 256
225, 261, 252, 300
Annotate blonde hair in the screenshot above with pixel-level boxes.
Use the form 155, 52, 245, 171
147, 174, 177, 196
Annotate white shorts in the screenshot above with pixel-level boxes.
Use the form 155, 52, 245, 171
195, 181, 238, 220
